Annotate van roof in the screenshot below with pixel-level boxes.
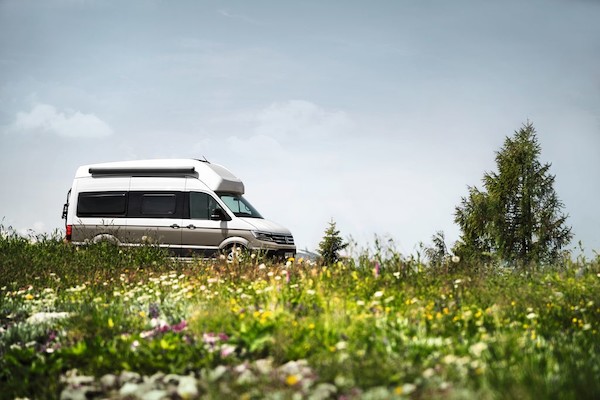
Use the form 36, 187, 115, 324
75, 159, 245, 194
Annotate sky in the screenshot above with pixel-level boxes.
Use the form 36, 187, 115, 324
1, 0, 599, 257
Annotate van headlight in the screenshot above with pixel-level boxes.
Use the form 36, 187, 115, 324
252, 231, 274, 242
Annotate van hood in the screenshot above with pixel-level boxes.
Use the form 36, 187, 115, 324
239, 217, 292, 235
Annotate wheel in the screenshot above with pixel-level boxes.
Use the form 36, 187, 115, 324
223, 244, 247, 263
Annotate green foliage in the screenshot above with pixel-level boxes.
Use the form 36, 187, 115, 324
318, 219, 348, 265
1, 229, 600, 399
454, 122, 573, 266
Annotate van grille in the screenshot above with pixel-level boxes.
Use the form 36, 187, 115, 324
272, 234, 295, 245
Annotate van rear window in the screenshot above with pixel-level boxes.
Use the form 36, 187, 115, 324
77, 192, 127, 217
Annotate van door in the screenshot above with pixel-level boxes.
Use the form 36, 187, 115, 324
181, 191, 229, 256
126, 177, 186, 252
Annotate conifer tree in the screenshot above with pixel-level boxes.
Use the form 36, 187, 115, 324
318, 219, 348, 265
454, 122, 572, 265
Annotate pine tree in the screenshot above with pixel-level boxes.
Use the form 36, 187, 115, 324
454, 122, 572, 266
318, 219, 348, 265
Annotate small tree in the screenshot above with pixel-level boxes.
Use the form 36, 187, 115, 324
318, 219, 348, 265
454, 122, 572, 266
423, 231, 449, 267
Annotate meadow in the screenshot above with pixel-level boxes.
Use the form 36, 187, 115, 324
1, 228, 599, 399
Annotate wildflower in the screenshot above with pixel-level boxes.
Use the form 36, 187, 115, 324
451, 255, 460, 263
220, 344, 236, 358
395, 383, 416, 395
171, 320, 187, 332
24, 293, 34, 301
373, 291, 383, 298
469, 341, 488, 357
373, 261, 380, 278
285, 374, 300, 386
422, 368, 435, 379
27, 312, 70, 324
108, 318, 114, 328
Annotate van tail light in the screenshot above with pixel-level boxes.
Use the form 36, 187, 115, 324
65, 225, 72, 241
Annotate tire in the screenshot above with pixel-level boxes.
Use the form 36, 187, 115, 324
223, 244, 247, 263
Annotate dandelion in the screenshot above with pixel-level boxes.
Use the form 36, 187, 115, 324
285, 374, 300, 386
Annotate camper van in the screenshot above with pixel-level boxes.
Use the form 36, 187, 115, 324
62, 159, 296, 259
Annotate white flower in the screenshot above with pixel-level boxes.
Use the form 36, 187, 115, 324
26, 312, 70, 324
469, 341, 488, 357
451, 255, 460, 263
373, 291, 383, 298
526, 312, 537, 320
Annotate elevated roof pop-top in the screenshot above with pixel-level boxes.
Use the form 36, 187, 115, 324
75, 158, 245, 194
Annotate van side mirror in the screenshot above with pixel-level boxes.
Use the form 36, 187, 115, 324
210, 208, 230, 221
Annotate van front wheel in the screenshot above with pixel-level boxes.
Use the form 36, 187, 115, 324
223, 244, 247, 263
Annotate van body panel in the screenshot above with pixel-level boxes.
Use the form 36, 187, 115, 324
64, 159, 295, 258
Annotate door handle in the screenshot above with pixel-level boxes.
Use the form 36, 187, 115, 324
170, 224, 180, 229
186, 225, 196, 230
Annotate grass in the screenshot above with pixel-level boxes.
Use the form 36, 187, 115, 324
1, 227, 600, 399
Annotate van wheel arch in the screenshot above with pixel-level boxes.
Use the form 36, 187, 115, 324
92, 234, 121, 245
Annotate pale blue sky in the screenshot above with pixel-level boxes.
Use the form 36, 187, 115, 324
1, 0, 599, 256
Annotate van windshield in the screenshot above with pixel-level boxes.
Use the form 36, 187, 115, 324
217, 193, 263, 219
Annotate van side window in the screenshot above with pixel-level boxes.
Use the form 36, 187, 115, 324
141, 194, 177, 216
127, 191, 183, 218
189, 192, 222, 220
77, 192, 127, 217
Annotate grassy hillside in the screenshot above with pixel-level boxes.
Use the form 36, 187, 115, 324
1, 229, 599, 399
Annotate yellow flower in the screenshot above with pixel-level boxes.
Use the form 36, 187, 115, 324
108, 318, 114, 328
24, 293, 34, 300
285, 374, 299, 386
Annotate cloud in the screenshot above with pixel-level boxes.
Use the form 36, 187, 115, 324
255, 100, 355, 141
217, 9, 260, 25
12, 104, 113, 138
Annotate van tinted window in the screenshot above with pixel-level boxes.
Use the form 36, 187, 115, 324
77, 192, 127, 217
141, 194, 177, 215
127, 191, 184, 218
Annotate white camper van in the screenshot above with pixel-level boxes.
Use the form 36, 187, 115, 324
62, 159, 296, 259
